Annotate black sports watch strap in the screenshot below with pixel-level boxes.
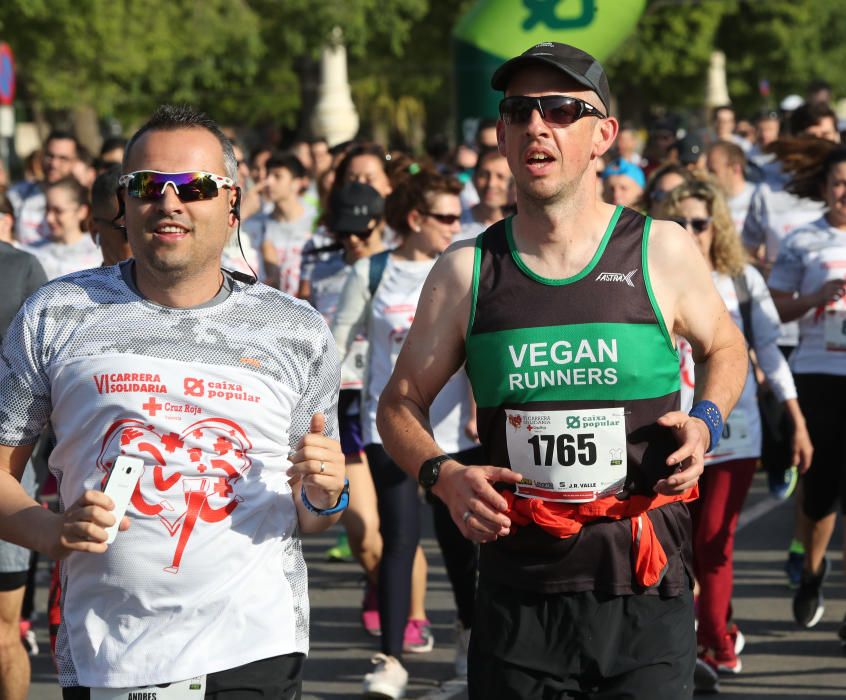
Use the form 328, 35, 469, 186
418, 454, 452, 490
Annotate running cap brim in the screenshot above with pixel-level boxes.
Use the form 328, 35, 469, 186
491, 42, 611, 114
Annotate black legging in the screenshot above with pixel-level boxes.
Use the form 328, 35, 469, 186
429, 446, 483, 630
365, 443, 421, 658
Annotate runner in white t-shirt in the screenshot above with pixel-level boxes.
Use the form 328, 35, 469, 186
334, 169, 476, 698
0, 106, 346, 698
24, 176, 101, 280
243, 153, 314, 296
769, 145, 846, 642
665, 181, 812, 682
7, 132, 80, 246
300, 183, 405, 644
706, 141, 758, 234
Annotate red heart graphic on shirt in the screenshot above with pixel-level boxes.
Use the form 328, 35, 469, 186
96, 417, 253, 574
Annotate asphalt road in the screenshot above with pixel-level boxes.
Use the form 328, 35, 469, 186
27, 472, 846, 698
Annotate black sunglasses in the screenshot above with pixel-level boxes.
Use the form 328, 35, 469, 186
499, 95, 606, 127
672, 217, 711, 234
422, 211, 461, 225
336, 228, 376, 240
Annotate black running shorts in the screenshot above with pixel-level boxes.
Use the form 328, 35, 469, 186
796, 373, 846, 520
62, 652, 305, 700
468, 578, 696, 700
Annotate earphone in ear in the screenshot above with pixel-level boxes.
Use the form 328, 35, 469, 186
230, 187, 242, 221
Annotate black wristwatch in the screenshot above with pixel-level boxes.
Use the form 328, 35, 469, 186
418, 454, 452, 491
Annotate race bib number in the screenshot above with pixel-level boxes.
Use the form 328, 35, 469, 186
824, 309, 846, 352
340, 336, 367, 390
91, 676, 206, 700
708, 409, 753, 460
504, 407, 627, 502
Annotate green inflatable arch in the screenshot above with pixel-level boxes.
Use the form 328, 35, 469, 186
454, 0, 645, 138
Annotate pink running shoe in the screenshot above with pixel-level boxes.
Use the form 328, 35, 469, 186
403, 618, 434, 654
361, 581, 381, 637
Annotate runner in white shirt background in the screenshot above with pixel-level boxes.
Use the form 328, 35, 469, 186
743, 104, 839, 275
24, 176, 101, 280
768, 143, 846, 645
665, 180, 812, 689
243, 152, 313, 294
7, 132, 80, 247
706, 141, 758, 235
333, 167, 477, 698
299, 182, 396, 643
741, 108, 837, 580
0, 104, 346, 699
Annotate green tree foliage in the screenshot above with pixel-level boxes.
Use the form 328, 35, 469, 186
0, 0, 429, 130
605, 0, 736, 117
349, 0, 476, 144
5, 0, 843, 140
247, 0, 428, 126
718, 0, 846, 112
606, 0, 846, 118
0, 0, 263, 125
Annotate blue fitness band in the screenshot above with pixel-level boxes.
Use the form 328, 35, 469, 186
301, 478, 350, 516
689, 400, 723, 453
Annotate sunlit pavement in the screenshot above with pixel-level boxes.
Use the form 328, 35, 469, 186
29, 472, 846, 699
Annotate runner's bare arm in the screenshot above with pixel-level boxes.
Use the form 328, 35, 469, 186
770, 281, 846, 322
648, 219, 748, 493
377, 241, 523, 543
0, 443, 129, 558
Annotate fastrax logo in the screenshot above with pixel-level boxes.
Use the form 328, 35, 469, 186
595, 269, 638, 287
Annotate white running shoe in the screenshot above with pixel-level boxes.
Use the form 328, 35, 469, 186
362, 653, 408, 699
454, 622, 471, 677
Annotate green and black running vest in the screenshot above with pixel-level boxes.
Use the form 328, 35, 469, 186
465, 206, 692, 595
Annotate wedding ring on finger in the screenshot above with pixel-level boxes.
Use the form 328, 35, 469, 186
319, 461, 326, 475
462, 509, 472, 523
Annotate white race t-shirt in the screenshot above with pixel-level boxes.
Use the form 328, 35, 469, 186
680, 265, 796, 465
243, 211, 313, 296
742, 183, 825, 264
769, 216, 846, 376
0, 263, 340, 688
302, 239, 366, 390
726, 182, 757, 236
337, 255, 475, 454
25, 235, 101, 280
7, 181, 49, 246
220, 225, 265, 282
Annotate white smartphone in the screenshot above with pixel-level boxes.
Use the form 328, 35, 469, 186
101, 456, 144, 544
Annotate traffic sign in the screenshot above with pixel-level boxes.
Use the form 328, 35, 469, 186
0, 43, 15, 106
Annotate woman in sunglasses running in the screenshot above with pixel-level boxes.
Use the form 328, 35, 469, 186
664, 179, 812, 688
333, 167, 477, 699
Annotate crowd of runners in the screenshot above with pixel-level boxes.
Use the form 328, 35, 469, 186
0, 41, 844, 699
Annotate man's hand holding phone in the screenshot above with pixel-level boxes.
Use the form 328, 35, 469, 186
47, 456, 141, 559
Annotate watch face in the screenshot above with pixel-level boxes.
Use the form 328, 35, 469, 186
419, 456, 446, 489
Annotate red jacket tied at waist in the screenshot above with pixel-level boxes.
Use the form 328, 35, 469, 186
502, 484, 699, 588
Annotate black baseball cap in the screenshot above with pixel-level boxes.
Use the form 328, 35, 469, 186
328, 182, 384, 233
491, 42, 611, 113
673, 135, 704, 165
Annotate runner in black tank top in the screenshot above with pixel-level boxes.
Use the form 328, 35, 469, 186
466, 207, 691, 596
376, 43, 748, 700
